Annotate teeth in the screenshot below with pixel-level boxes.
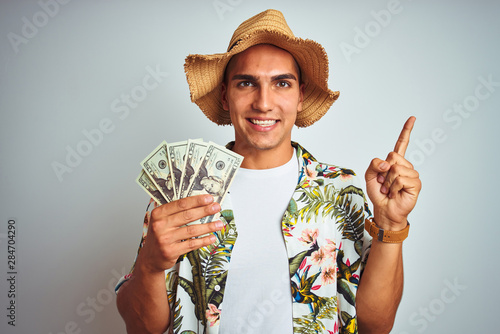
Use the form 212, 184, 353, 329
250, 119, 277, 126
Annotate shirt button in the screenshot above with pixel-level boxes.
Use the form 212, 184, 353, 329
214, 285, 220, 291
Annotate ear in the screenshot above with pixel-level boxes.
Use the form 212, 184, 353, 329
297, 83, 305, 112
221, 82, 229, 111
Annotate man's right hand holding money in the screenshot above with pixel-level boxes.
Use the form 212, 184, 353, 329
116, 194, 223, 334
139, 194, 223, 271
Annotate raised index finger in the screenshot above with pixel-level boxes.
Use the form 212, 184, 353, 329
393, 116, 416, 157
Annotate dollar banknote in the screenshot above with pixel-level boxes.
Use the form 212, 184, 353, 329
166, 140, 188, 200
137, 139, 243, 226
178, 139, 209, 199
136, 169, 167, 205
141, 141, 176, 202
186, 142, 243, 224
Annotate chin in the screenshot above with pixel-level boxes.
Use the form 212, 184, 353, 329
250, 138, 287, 151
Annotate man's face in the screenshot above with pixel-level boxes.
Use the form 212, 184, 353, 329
221, 44, 304, 157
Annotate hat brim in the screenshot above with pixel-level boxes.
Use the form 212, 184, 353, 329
185, 30, 339, 128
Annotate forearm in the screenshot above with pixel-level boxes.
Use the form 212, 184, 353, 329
116, 264, 170, 334
356, 240, 404, 334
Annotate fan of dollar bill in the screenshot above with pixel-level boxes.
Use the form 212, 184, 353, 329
136, 139, 243, 225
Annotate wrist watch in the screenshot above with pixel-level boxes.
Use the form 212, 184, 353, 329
365, 218, 409, 243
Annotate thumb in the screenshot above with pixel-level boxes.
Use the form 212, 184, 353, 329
365, 158, 390, 183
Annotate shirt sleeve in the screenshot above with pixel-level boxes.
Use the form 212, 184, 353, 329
115, 200, 156, 294
336, 174, 373, 333
359, 201, 373, 275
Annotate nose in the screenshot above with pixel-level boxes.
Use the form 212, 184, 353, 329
252, 85, 273, 112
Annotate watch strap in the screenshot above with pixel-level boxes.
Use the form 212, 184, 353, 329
365, 218, 409, 243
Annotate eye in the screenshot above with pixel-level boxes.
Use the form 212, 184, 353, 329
276, 81, 291, 88
237, 81, 254, 87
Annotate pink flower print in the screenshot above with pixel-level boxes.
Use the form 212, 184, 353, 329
311, 248, 328, 266
340, 173, 353, 181
323, 238, 337, 261
305, 165, 318, 180
298, 228, 319, 245
320, 264, 336, 285
206, 303, 221, 327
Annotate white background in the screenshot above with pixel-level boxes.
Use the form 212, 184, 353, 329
1, 1, 499, 333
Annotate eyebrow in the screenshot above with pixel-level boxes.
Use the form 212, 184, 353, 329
231, 74, 257, 81
230, 73, 298, 81
272, 73, 298, 81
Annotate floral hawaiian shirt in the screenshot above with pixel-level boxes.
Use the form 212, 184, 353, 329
116, 142, 373, 334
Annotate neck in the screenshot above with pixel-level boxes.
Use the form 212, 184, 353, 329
232, 142, 294, 169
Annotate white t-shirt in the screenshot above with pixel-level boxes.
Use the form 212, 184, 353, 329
219, 152, 299, 334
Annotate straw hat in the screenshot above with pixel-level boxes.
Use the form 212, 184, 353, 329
184, 9, 339, 128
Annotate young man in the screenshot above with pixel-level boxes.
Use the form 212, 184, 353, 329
116, 9, 421, 334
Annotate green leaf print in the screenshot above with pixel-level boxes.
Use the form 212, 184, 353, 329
172, 298, 184, 334
340, 311, 358, 334
296, 184, 365, 242
293, 297, 337, 333
199, 220, 236, 278
186, 251, 207, 324
205, 271, 228, 307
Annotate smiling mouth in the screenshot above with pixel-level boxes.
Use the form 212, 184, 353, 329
249, 119, 277, 127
